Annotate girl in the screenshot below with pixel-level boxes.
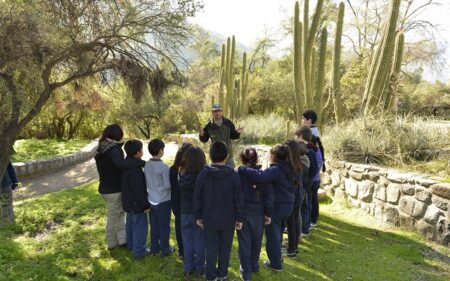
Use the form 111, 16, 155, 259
237, 147, 274, 281
178, 146, 206, 276
169, 143, 193, 259
238, 142, 302, 272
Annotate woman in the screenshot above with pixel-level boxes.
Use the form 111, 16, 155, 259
95, 124, 144, 250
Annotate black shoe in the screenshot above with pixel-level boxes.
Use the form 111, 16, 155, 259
162, 246, 175, 256
286, 251, 297, 258
134, 248, 151, 259
263, 261, 282, 272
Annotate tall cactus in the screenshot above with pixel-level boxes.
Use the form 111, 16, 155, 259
384, 31, 404, 110
293, 1, 304, 121
315, 28, 328, 127
331, 2, 344, 125
362, 0, 401, 114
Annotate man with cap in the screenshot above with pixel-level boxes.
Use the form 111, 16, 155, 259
198, 104, 243, 168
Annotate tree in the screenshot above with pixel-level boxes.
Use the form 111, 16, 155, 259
0, 0, 202, 225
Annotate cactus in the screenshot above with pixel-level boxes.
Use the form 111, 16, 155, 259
331, 2, 344, 125
362, 0, 401, 114
384, 31, 404, 110
315, 28, 328, 127
293, 1, 304, 121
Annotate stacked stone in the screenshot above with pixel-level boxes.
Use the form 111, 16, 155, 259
322, 160, 450, 245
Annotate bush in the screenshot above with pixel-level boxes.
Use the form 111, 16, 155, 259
323, 114, 450, 170
237, 113, 293, 145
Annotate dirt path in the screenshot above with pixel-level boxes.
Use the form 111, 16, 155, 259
14, 142, 179, 200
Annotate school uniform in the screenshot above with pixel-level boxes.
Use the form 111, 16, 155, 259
237, 165, 274, 280
194, 165, 244, 280
169, 166, 183, 257
301, 146, 318, 234
310, 145, 323, 225
238, 160, 296, 270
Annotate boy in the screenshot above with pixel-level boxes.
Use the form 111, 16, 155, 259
302, 109, 325, 172
295, 126, 319, 235
144, 139, 173, 256
122, 140, 150, 259
194, 141, 244, 281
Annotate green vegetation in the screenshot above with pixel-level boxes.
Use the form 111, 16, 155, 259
11, 139, 90, 163
1, 182, 449, 280
237, 113, 292, 145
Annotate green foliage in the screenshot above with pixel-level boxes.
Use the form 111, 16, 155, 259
237, 113, 292, 145
323, 114, 450, 177
1, 182, 449, 280
11, 138, 90, 162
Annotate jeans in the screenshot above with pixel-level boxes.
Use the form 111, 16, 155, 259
126, 212, 149, 258
102, 192, 126, 248
287, 204, 301, 253
205, 229, 235, 280
175, 215, 183, 256
265, 203, 293, 270
310, 181, 321, 224
237, 215, 264, 280
149, 200, 171, 255
301, 183, 312, 234
181, 214, 205, 273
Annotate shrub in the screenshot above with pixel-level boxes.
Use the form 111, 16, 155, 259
237, 113, 293, 145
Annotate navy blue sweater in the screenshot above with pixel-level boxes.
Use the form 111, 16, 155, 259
169, 166, 181, 217
179, 172, 198, 215
306, 148, 318, 185
121, 157, 150, 213
238, 160, 297, 205
194, 165, 244, 231
238, 165, 275, 217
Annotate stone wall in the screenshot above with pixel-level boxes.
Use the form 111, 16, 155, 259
12, 140, 98, 178
322, 160, 450, 245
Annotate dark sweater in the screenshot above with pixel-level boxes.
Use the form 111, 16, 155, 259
238, 165, 275, 217
95, 141, 139, 194
121, 157, 149, 213
238, 160, 296, 205
194, 165, 244, 230
199, 118, 240, 154
306, 147, 318, 184
169, 166, 181, 217
179, 172, 199, 215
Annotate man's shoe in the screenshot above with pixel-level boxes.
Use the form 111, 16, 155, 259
263, 261, 282, 272
301, 232, 310, 238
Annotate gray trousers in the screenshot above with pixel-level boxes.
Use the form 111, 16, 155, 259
102, 192, 127, 248
0, 186, 14, 225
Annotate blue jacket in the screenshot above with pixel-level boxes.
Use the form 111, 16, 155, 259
238, 160, 297, 205
1, 162, 18, 189
306, 147, 318, 185
194, 165, 244, 230
178, 172, 199, 215
121, 157, 149, 213
169, 166, 181, 217
238, 165, 274, 217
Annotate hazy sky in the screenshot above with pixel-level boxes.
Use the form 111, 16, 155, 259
191, 0, 450, 82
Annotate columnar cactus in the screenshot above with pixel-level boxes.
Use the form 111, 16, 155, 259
331, 2, 344, 125
362, 0, 401, 114
315, 28, 328, 127
384, 31, 404, 110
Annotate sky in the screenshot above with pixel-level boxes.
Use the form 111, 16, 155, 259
191, 0, 450, 82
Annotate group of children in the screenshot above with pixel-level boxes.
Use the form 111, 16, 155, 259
119, 110, 324, 281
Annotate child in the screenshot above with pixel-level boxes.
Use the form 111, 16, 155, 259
122, 140, 150, 259
295, 126, 319, 235
194, 141, 244, 281
284, 140, 305, 257
238, 143, 300, 272
169, 143, 194, 259
302, 109, 325, 172
144, 139, 173, 256
179, 146, 206, 276
237, 147, 274, 281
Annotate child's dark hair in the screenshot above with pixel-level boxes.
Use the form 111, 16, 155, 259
148, 139, 165, 156
180, 147, 206, 174
270, 144, 289, 163
172, 143, 194, 171
284, 140, 303, 172
295, 126, 313, 142
210, 141, 228, 163
240, 147, 258, 166
99, 124, 123, 143
303, 109, 318, 124
124, 139, 143, 157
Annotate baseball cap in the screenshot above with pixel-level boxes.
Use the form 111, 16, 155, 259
212, 104, 222, 111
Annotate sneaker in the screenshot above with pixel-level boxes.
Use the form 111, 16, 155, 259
286, 251, 297, 258
310, 223, 317, 227
263, 261, 282, 272
162, 246, 175, 256
134, 248, 151, 259
301, 232, 310, 238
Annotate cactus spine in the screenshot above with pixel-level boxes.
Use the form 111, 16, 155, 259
331, 2, 344, 125
218, 35, 249, 120
362, 0, 401, 115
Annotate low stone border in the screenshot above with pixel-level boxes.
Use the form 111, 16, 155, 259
13, 140, 98, 178
322, 159, 450, 245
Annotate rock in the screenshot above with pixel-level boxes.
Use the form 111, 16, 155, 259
351, 165, 367, 173
359, 181, 374, 203
414, 177, 438, 188
416, 220, 435, 239
399, 197, 427, 219
415, 187, 432, 203
386, 183, 400, 204
399, 214, 415, 230
367, 172, 380, 182
374, 184, 387, 202
383, 206, 399, 226
423, 205, 443, 225
345, 162, 352, 169
378, 176, 391, 187
374, 202, 384, 220
345, 179, 359, 198
386, 171, 411, 183
436, 218, 450, 245
350, 171, 363, 181
431, 197, 448, 211
335, 188, 347, 200
401, 184, 415, 196
331, 171, 341, 187
318, 189, 328, 201
431, 183, 450, 200
322, 174, 332, 186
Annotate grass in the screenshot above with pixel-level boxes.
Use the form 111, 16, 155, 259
11, 139, 91, 162
1, 182, 449, 281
